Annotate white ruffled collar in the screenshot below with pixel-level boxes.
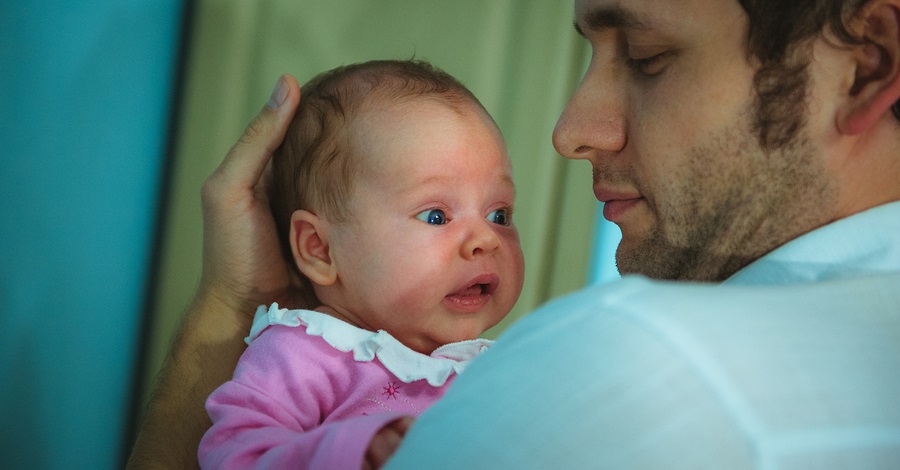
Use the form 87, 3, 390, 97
246, 303, 493, 386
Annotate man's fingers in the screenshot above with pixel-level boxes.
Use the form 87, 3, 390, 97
367, 428, 403, 468
365, 417, 415, 469
392, 416, 414, 435
215, 74, 300, 189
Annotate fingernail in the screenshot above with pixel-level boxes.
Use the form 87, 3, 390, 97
267, 76, 288, 109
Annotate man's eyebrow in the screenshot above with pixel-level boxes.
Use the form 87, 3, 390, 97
573, 6, 651, 36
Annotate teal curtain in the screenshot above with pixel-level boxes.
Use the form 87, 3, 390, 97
0, 2, 184, 468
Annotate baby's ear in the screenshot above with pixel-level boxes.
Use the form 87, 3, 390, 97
837, 0, 900, 134
290, 210, 337, 286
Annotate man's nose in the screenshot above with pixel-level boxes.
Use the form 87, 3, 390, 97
552, 66, 627, 161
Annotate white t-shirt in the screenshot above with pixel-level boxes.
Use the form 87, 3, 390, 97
387, 202, 900, 469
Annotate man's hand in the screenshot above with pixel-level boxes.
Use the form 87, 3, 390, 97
198, 74, 313, 315
364, 417, 415, 470
127, 75, 305, 469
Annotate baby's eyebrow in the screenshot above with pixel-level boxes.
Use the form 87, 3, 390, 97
491, 172, 516, 197
574, 5, 656, 36
502, 174, 515, 189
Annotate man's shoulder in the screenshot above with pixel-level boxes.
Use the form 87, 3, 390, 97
519, 272, 900, 332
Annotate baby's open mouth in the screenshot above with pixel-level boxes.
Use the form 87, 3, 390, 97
456, 283, 490, 296
448, 274, 499, 298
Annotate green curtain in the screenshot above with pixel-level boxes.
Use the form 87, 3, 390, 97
141, 0, 595, 407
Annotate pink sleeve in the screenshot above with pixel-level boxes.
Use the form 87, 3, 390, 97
198, 326, 408, 469
201, 392, 405, 469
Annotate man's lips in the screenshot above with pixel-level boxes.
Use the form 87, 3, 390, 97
594, 187, 644, 222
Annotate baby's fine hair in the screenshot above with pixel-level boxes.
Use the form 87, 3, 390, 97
271, 59, 490, 251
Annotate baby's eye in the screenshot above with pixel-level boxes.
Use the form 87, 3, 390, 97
487, 208, 510, 226
416, 209, 447, 225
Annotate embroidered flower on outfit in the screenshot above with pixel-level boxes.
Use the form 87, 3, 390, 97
382, 381, 401, 399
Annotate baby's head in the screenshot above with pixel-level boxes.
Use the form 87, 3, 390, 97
272, 59, 524, 354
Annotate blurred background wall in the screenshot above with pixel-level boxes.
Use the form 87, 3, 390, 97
1, 1, 618, 468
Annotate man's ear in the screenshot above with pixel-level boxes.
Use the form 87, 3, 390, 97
838, 0, 900, 135
290, 209, 338, 286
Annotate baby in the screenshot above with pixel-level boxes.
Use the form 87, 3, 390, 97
199, 59, 524, 468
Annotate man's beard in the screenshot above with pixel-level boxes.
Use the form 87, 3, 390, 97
614, 55, 837, 282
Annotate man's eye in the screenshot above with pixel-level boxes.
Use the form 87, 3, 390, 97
487, 208, 510, 226
416, 209, 447, 225
626, 52, 671, 76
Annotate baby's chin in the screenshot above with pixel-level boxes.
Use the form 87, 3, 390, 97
423, 325, 493, 350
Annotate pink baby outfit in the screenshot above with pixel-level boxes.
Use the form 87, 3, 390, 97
199, 303, 492, 469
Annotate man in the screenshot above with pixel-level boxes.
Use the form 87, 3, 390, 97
128, 0, 900, 467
